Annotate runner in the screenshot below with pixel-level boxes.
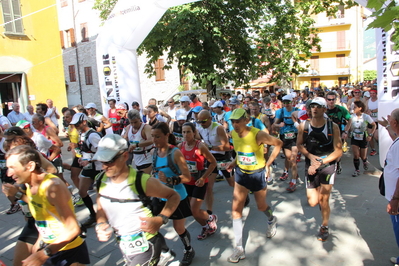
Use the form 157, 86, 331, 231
296, 97, 343, 241
93, 134, 180, 266
226, 108, 282, 263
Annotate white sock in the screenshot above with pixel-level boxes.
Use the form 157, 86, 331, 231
291, 179, 297, 184
233, 218, 243, 247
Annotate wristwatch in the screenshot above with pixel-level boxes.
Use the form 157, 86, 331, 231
157, 214, 169, 224
315, 158, 323, 165
43, 247, 52, 257
15, 191, 23, 200
369, 133, 373, 137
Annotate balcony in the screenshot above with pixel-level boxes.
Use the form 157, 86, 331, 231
311, 40, 351, 53
298, 68, 350, 77
313, 15, 350, 28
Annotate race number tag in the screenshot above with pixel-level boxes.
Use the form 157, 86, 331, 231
284, 132, 295, 139
264, 109, 273, 116
237, 152, 257, 166
35, 221, 57, 241
109, 118, 117, 124
371, 112, 377, 118
353, 131, 364, 140
173, 133, 184, 144
0, 160, 5, 169
119, 232, 149, 256
130, 140, 143, 152
187, 161, 198, 173
217, 160, 231, 170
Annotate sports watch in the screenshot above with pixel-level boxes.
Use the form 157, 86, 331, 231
157, 214, 169, 224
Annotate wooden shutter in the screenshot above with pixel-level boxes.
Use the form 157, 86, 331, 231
69, 65, 76, 82
310, 56, 319, 71
60, 31, 65, 49
70, 28, 76, 47
84, 67, 93, 85
2, 0, 13, 32
11, 0, 23, 33
155, 59, 165, 81
337, 31, 346, 49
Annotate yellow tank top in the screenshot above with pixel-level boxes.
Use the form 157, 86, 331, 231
68, 126, 79, 144
232, 127, 266, 171
26, 174, 84, 250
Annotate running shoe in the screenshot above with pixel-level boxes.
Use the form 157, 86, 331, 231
197, 226, 213, 240
352, 170, 360, 177
337, 165, 342, 175
280, 154, 286, 159
180, 248, 195, 266
266, 216, 277, 238
6, 203, 21, 215
267, 178, 274, 185
272, 161, 277, 168
227, 246, 245, 263
286, 182, 296, 193
158, 249, 176, 266
363, 161, 369, 171
279, 172, 288, 181
215, 175, 224, 182
73, 196, 84, 207
317, 225, 329, 241
82, 215, 96, 227
390, 257, 398, 264
208, 214, 218, 232
370, 149, 377, 156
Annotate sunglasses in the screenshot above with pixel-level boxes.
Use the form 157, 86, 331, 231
354, 91, 361, 93
310, 104, 323, 109
326, 98, 335, 101
102, 151, 125, 165
197, 118, 209, 124
168, 101, 174, 103
282, 101, 292, 104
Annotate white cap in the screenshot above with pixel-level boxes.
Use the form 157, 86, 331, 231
84, 103, 97, 109
211, 101, 223, 108
92, 134, 128, 162
282, 95, 293, 101
176, 109, 187, 121
363, 91, 370, 97
180, 96, 191, 102
311, 97, 327, 108
70, 113, 88, 125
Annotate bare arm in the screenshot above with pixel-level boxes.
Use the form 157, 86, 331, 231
45, 117, 59, 135
198, 142, 217, 181
256, 130, 282, 168
47, 144, 61, 162
173, 149, 191, 183
46, 127, 63, 147
211, 126, 230, 152
101, 116, 112, 129
138, 124, 154, 148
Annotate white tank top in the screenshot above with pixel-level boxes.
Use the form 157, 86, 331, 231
127, 123, 153, 166
367, 99, 378, 121
198, 122, 224, 155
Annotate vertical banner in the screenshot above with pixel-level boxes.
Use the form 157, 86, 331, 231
96, 0, 200, 121
376, 28, 399, 167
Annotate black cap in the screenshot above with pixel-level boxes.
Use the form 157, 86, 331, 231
190, 94, 197, 100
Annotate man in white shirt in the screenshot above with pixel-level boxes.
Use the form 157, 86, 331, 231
7, 102, 26, 125
45, 99, 60, 128
23, 105, 35, 123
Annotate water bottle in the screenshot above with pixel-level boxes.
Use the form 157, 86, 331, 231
18, 200, 32, 218
342, 141, 348, 153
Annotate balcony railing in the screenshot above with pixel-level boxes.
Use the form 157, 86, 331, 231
298, 68, 350, 77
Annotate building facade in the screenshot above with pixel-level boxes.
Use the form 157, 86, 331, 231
295, 6, 365, 90
0, 0, 67, 116
57, 0, 183, 112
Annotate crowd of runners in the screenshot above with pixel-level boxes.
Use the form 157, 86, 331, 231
2, 82, 396, 266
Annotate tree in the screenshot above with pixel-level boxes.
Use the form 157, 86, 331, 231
366, 0, 398, 51
363, 70, 377, 81
94, 0, 356, 92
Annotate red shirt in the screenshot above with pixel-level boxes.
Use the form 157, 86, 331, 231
189, 101, 202, 108
180, 140, 207, 185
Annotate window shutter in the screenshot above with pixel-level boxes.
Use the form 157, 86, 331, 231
70, 28, 76, 47
337, 31, 345, 50
336, 54, 345, 68
2, 0, 13, 32
60, 31, 65, 49
159, 59, 165, 81
11, 0, 23, 33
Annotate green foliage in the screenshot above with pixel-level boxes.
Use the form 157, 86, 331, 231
363, 70, 377, 81
93, 0, 357, 88
366, 0, 399, 50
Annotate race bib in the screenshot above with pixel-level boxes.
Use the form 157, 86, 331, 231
130, 140, 143, 152
109, 117, 117, 124
237, 152, 258, 166
353, 131, 364, 140
217, 160, 231, 170
0, 160, 5, 169
264, 109, 273, 116
35, 221, 57, 241
284, 132, 296, 139
119, 232, 149, 256
173, 133, 184, 144
371, 112, 377, 118
187, 160, 198, 173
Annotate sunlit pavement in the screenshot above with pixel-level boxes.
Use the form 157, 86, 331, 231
0, 138, 396, 266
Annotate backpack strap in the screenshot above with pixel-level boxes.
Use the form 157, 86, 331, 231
135, 170, 152, 208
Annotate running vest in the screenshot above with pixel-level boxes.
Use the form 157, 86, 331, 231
127, 123, 153, 166
97, 166, 155, 239
26, 174, 84, 250
180, 140, 206, 185
303, 119, 334, 160
213, 112, 226, 125
198, 122, 224, 155
232, 127, 266, 171
276, 107, 299, 134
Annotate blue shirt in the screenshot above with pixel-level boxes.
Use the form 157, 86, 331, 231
7, 111, 26, 124
275, 107, 299, 134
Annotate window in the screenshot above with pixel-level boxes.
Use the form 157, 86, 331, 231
84, 67, 93, 85
78, 0, 85, 2
310, 56, 319, 71
155, 59, 165, 81
60, 0, 68, 7
69, 65, 76, 82
336, 54, 346, 68
64, 28, 76, 48
80, 23, 88, 42
1, 0, 24, 34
